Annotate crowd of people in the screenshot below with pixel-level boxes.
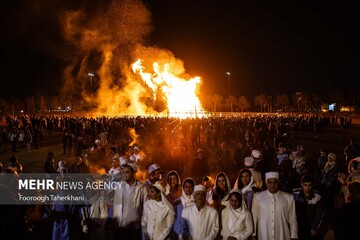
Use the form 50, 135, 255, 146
0, 113, 360, 240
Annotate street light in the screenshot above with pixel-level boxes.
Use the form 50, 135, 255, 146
88, 72, 94, 94
226, 72, 231, 97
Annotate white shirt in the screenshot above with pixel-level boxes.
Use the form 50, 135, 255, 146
180, 204, 219, 240
251, 190, 298, 240
113, 180, 148, 229
122, 182, 136, 227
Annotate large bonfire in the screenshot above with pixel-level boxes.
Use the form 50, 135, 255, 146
59, 0, 208, 118
132, 59, 207, 118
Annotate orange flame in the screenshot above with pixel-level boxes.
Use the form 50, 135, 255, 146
128, 128, 139, 146
132, 59, 208, 118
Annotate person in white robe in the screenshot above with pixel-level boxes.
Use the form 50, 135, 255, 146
251, 171, 298, 240
142, 181, 175, 240
220, 189, 253, 240
180, 184, 219, 240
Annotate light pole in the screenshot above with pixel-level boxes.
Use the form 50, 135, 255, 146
226, 72, 231, 97
88, 72, 94, 94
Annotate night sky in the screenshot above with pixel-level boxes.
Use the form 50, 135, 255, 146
1, 0, 359, 99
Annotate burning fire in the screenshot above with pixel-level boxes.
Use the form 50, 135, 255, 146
132, 59, 208, 118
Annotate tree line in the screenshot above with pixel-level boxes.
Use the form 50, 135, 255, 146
0, 88, 359, 114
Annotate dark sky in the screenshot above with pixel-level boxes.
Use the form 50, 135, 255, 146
1, 0, 359, 99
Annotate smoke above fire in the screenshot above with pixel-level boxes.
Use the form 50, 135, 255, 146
58, 0, 206, 117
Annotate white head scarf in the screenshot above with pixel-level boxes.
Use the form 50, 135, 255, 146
165, 170, 181, 195
180, 178, 196, 207
226, 189, 247, 231
207, 172, 231, 206
151, 181, 175, 215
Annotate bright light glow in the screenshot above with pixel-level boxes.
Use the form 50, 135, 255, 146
226, 72, 230, 75
88, 72, 94, 77
329, 103, 336, 111
132, 59, 208, 118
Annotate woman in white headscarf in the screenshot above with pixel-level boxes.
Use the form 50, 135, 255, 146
172, 177, 195, 239
206, 172, 231, 212
233, 168, 257, 210
220, 189, 253, 240
142, 181, 175, 240
165, 170, 182, 205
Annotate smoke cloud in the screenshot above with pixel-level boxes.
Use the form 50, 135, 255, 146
58, 0, 156, 115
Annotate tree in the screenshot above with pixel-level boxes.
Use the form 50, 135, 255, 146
274, 94, 290, 112
294, 92, 303, 112
38, 96, 47, 113
0, 98, 10, 114
264, 95, 273, 112
8, 96, 24, 114
254, 94, 268, 112
238, 96, 251, 112
225, 95, 237, 112
26, 96, 36, 114
50, 97, 60, 110
306, 93, 322, 112
211, 94, 223, 112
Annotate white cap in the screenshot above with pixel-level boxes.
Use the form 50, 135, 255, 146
197, 148, 204, 154
251, 150, 262, 159
193, 184, 206, 193
129, 155, 136, 163
152, 181, 166, 194
119, 157, 127, 166
244, 157, 255, 167
133, 146, 140, 151
148, 163, 160, 174
265, 172, 279, 181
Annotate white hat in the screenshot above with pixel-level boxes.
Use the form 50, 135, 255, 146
148, 163, 160, 174
197, 148, 204, 154
193, 184, 206, 193
328, 153, 337, 161
244, 157, 255, 167
152, 181, 166, 194
133, 146, 140, 151
119, 157, 127, 166
251, 150, 262, 159
129, 155, 136, 163
265, 172, 279, 181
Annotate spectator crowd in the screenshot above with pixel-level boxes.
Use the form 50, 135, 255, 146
0, 113, 359, 240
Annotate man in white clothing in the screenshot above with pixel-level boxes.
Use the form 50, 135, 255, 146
112, 163, 148, 240
251, 171, 298, 240
180, 184, 219, 240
